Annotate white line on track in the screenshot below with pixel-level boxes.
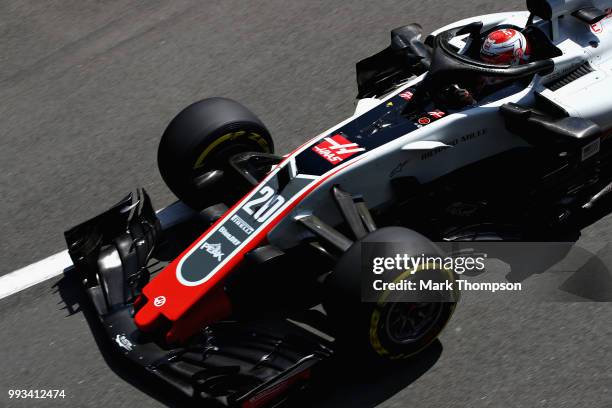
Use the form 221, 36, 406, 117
0, 250, 73, 300
0, 200, 195, 301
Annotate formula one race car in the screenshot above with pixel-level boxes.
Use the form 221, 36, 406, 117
65, 0, 612, 406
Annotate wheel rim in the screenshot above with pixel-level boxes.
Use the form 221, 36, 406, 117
190, 142, 254, 182
384, 302, 443, 344
186, 141, 260, 206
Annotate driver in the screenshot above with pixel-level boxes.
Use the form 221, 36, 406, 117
480, 28, 530, 66
441, 28, 531, 109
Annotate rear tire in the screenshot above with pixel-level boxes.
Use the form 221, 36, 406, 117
158, 97, 273, 209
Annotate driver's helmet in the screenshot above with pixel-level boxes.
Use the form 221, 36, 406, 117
480, 29, 530, 66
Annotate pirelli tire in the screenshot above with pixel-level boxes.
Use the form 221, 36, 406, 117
158, 97, 274, 210
324, 227, 458, 360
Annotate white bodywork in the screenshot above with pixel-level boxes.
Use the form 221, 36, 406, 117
268, 2, 612, 248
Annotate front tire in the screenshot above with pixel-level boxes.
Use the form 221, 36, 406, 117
158, 97, 273, 209
324, 227, 457, 360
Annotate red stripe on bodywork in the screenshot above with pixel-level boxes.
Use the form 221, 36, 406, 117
135, 156, 363, 342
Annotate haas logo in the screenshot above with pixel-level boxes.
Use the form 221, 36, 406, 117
591, 8, 612, 33
399, 91, 414, 101
312, 134, 365, 164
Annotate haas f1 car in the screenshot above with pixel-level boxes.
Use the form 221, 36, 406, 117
65, 0, 612, 406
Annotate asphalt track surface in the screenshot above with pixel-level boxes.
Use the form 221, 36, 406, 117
1, 0, 612, 407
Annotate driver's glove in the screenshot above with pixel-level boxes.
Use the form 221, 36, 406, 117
443, 84, 476, 109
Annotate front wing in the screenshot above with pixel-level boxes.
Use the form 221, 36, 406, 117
64, 189, 333, 407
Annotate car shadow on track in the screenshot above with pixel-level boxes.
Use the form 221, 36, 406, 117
55, 268, 442, 407
304, 343, 443, 407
